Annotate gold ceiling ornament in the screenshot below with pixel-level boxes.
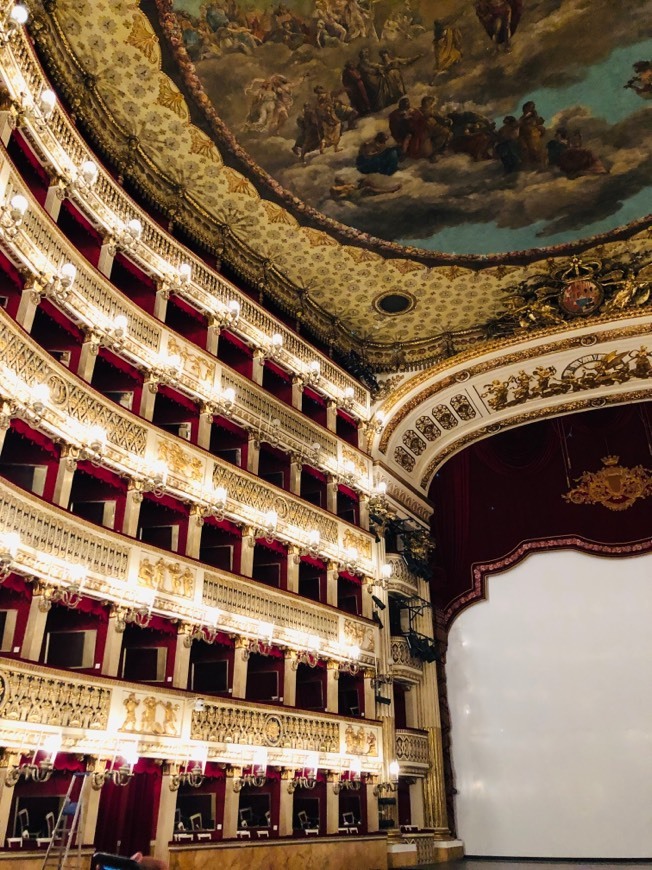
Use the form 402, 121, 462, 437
563, 456, 652, 512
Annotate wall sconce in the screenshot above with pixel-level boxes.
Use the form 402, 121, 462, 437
0, 4, 28, 44
71, 159, 99, 192
195, 485, 228, 525
291, 636, 321, 670
92, 747, 138, 789
373, 761, 400, 796
305, 360, 321, 385
183, 608, 221, 647
287, 754, 319, 792
113, 217, 143, 251
37, 565, 85, 611
63, 421, 107, 470
240, 622, 274, 660
335, 644, 361, 679
259, 332, 283, 362
0, 372, 50, 428
147, 352, 182, 392
253, 509, 278, 544
211, 299, 241, 331
16, 88, 56, 130
160, 263, 191, 298
201, 385, 235, 419
129, 459, 168, 500
169, 761, 205, 791
332, 758, 361, 794
340, 546, 360, 575
113, 589, 155, 632
4, 733, 61, 787
366, 411, 386, 436
0, 193, 27, 237
342, 386, 355, 411
233, 749, 268, 791
42, 262, 76, 305
0, 531, 20, 581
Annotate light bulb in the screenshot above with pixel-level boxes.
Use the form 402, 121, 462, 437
112, 314, 128, 335
214, 486, 227, 504
389, 760, 400, 780
178, 263, 191, 284
271, 333, 283, 348
30, 383, 50, 407
9, 194, 27, 218
38, 89, 56, 118
0, 530, 20, 557
126, 218, 142, 240
377, 481, 387, 495
264, 509, 277, 528
308, 529, 320, 546
309, 360, 320, 375
9, 4, 29, 26
227, 299, 240, 317
80, 160, 98, 186
59, 262, 76, 287
222, 386, 235, 405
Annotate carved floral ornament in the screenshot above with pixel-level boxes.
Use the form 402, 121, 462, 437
563, 456, 652, 512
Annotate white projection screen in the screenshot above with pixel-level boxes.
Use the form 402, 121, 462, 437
446, 549, 652, 859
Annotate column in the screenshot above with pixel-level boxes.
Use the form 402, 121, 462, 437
52, 451, 76, 509
326, 777, 339, 834
222, 771, 240, 838
153, 287, 169, 322
153, 767, 179, 862
279, 771, 294, 837
283, 651, 297, 707
101, 611, 124, 676
286, 546, 299, 594
97, 241, 114, 278
21, 591, 49, 661
326, 562, 339, 608
173, 627, 191, 689
138, 380, 157, 421
15, 282, 40, 333
246, 435, 260, 475
409, 779, 425, 830
232, 640, 248, 699
77, 331, 100, 383
121, 486, 143, 537
291, 376, 303, 411
252, 350, 265, 386
325, 661, 339, 714
0, 110, 14, 147
326, 476, 338, 514
197, 410, 213, 451
363, 669, 376, 719
0, 757, 20, 844
80, 760, 104, 845
185, 509, 202, 560
43, 183, 63, 221
366, 783, 379, 833
326, 400, 337, 433
289, 456, 302, 496
240, 528, 255, 578
206, 319, 220, 357
359, 494, 370, 532
357, 421, 367, 452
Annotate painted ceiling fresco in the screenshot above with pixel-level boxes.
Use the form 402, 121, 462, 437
166, 0, 652, 255
36, 0, 651, 369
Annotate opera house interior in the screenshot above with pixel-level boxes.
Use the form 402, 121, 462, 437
0, 0, 649, 867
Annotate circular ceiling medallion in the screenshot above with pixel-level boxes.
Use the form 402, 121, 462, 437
374, 292, 416, 316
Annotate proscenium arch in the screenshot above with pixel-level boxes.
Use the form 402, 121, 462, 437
374, 318, 652, 494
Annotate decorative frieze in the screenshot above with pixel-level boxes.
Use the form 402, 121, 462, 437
395, 728, 429, 768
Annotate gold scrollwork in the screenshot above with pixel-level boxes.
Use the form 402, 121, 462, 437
563, 456, 652, 511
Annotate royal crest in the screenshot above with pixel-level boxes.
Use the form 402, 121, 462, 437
563, 456, 652, 512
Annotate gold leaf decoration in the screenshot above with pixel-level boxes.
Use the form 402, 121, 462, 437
345, 246, 381, 264
304, 227, 339, 248
390, 259, 426, 276
563, 456, 652, 511
262, 201, 297, 226
157, 78, 188, 121
223, 167, 258, 198
127, 12, 160, 65
189, 126, 221, 163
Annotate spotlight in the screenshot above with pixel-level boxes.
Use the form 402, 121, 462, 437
375, 694, 391, 706
372, 611, 384, 630
371, 594, 386, 610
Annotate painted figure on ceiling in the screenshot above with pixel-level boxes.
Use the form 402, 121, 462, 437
342, 59, 372, 115
432, 19, 463, 78
475, 0, 523, 51
625, 61, 652, 98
